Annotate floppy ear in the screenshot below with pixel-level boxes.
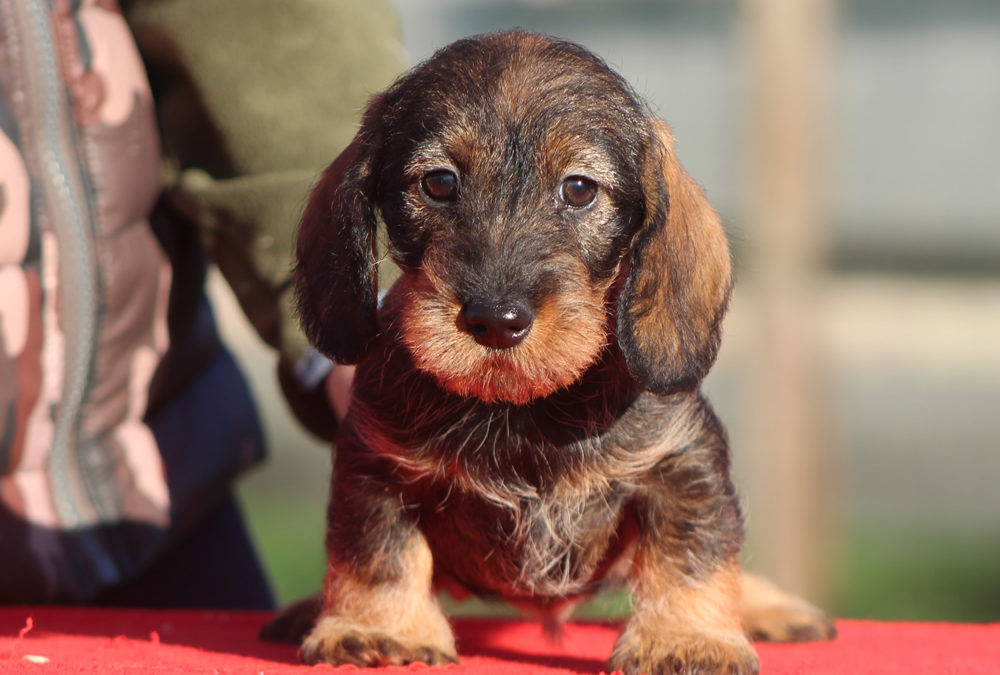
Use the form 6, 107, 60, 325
617, 119, 733, 394
294, 102, 382, 364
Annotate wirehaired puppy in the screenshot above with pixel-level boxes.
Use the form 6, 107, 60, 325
288, 30, 834, 674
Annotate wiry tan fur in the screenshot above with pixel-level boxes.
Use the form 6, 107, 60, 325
399, 258, 613, 404
611, 562, 758, 675
301, 531, 456, 667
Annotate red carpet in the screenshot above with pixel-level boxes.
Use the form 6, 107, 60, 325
1, 608, 998, 673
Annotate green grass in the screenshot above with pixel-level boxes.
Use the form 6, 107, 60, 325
834, 530, 1000, 622
238, 491, 328, 604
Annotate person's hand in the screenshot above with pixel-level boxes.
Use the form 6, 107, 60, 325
325, 364, 355, 424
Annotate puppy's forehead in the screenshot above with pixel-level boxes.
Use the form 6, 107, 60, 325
384, 32, 648, 178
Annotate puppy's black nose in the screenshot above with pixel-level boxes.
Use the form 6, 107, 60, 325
461, 301, 534, 349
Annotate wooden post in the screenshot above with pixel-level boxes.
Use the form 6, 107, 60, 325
742, 0, 838, 603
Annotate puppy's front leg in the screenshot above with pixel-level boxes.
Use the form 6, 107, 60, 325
609, 438, 759, 674
611, 557, 758, 675
301, 445, 456, 667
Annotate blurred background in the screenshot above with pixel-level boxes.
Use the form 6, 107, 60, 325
215, 0, 1000, 622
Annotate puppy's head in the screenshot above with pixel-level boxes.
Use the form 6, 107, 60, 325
296, 31, 731, 404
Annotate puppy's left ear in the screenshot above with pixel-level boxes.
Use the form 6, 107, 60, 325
617, 119, 732, 394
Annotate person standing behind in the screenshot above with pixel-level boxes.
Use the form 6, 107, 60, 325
0, 0, 401, 607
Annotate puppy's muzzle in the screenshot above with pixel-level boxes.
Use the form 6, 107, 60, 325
460, 299, 534, 350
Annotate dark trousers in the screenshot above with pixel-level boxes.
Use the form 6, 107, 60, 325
95, 494, 275, 610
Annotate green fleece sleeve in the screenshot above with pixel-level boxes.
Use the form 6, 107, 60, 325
126, 0, 404, 362
125, 0, 404, 439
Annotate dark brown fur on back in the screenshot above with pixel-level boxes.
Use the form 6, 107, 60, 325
283, 29, 833, 675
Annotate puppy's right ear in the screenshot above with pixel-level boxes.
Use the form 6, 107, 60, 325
295, 101, 383, 364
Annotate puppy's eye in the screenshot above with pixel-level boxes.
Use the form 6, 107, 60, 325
421, 169, 459, 202
559, 176, 598, 208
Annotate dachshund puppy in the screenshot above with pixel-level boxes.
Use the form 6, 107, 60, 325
291, 30, 834, 674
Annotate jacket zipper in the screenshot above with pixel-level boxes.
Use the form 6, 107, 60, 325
2, 0, 118, 590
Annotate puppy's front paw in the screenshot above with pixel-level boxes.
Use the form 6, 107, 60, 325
608, 632, 759, 675
741, 573, 837, 642
301, 617, 458, 668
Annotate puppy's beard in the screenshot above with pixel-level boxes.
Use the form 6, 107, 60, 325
398, 273, 609, 405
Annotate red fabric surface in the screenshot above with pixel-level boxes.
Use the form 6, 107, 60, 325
0, 608, 998, 674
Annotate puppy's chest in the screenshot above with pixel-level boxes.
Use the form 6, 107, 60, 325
408, 475, 631, 600
351, 361, 663, 597
361, 404, 637, 598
